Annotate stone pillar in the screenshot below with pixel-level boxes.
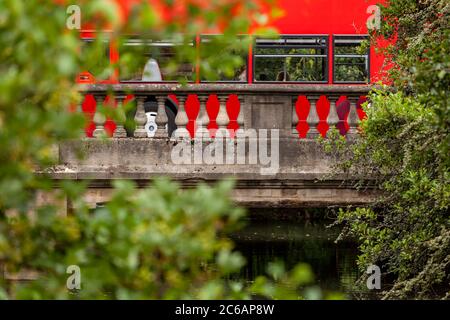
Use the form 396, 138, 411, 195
113, 95, 127, 138
236, 94, 245, 136
93, 94, 106, 138
306, 96, 320, 139
172, 95, 190, 139
196, 95, 210, 139
292, 96, 299, 135
155, 95, 168, 138
327, 95, 340, 137
216, 95, 230, 137
133, 96, 148, 138
347, 96, 360, 136
75, 98, 83, 113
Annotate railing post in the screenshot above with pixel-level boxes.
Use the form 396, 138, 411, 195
113, 95, 127, 138
133, 95, 147, 138
292, 96, 299, 135
216, 95, 230, 137
196, 95, 210, 138
347, 96, 360, 136
172, 95, 190, 139
236, 94, 245, 136
306, 96, 320, 139
75, 98, 83, 113
155, 95, 168, 138
93, 94, 106, 138
75, 98, 86, 137
327, 95, 340, 136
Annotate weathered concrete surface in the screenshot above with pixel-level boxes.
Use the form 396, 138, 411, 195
48, 137, 378, 208
79, 83, 375, 96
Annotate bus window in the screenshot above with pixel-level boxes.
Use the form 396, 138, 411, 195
253, 36, 328, 83
200, 35, 249, 82
119, 38, 195, 82
80, 38, 111, 81
333, 35, 369, 83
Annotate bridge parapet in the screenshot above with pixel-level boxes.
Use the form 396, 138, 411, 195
51, 84, 377, 209
78, 83, 372, 139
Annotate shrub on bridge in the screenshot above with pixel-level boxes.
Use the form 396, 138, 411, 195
326, 0, 449, 299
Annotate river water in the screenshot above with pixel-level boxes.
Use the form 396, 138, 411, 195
230, 210, 366, 299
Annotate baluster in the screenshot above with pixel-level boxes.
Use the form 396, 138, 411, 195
154, 95, 168, 138
133, 95, 147, 138
327, 95, 340, 137
75, 97, 86, 138
196, 95, 210, 139
113, 95, 127, 138
93, 94, 106, 138
75, 97, 83, 113
292, 96, 299, 135
306, 96, 320, 138
347, 96, 360, 136
172, 95, 190, 139
236, 94, 245, 136
216, 95, 230, 137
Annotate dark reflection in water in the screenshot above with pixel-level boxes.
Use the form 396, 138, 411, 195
230, 211, 364, 298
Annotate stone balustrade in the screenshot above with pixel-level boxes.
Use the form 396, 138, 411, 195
79, 83, 372, 140
55, 83, 378, 209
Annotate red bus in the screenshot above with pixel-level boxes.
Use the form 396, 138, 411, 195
78, 0, 386, 138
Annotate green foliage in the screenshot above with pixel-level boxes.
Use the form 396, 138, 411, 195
0, 0, 86, 212
373, 0, 449, 152
0, 179, 329, 300
327, 0, 450, 299
0, 0, 332, 300
199, 35, 250, 82
0, 0, 274, 223
374, 0, 449, 88
332, 87, 449, 298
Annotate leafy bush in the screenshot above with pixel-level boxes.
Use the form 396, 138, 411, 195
0, 0, 335, 300
0, 179, 335, 300
332, 91, 449, 299
324, 0, 450, 299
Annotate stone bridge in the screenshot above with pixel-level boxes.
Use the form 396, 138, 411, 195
50, 84, 377, 210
